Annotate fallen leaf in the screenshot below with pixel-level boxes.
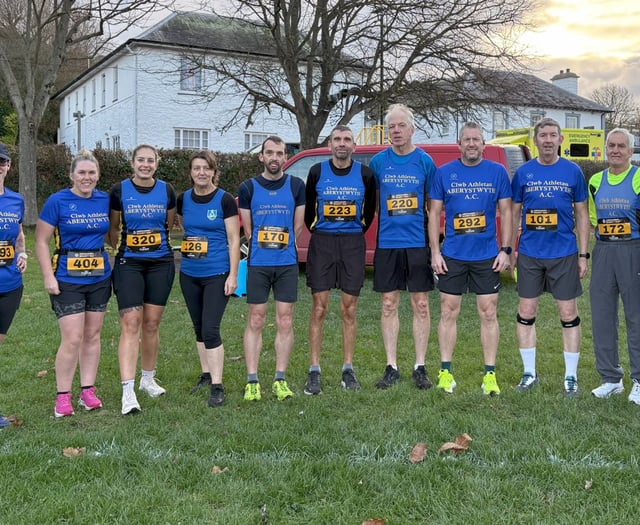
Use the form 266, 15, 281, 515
228, 355, 244, 361
37, 370, 48, 378
362, 519, 388, 525
211, 465, 229, 474
358, 480, 363, 485
584, 480, 593, 490
63, 447, 86, 458
409, 442, 428, 463
45, 357, 54, 363
439, 433, 473, 455
8, 415, 24, 427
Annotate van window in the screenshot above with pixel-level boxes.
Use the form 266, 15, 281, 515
285, 153, 375, 182
569, 143, 590, 157
501, 146, 529, 179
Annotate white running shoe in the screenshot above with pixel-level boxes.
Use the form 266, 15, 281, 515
628, 380, 640, 406
121, 390, 141, 415
139, 376, 166, 397
591, 380, 624, 398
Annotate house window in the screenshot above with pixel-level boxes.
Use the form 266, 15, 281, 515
492, 110, 507, 132
565, 113, 580, 128
245, 132, 270, 151
175, 128, 209, 150
529, 111, 545, 126
75, 91, 79, 111
67, 97, 71, 125
112, 135, 121, 151
113, 65, 118, 101
82, 87, 87, 114
101, 73, 106, 107
91, 79, 96, 111
180, 58, 202, 91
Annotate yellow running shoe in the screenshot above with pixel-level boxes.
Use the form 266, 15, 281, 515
272, 380, 294, 401
482, 371, 500, 396
436, 369, 456, 394
244, 382, 261, 401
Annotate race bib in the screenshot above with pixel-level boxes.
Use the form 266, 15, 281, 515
525, 208, 558, 231
66, 251, 105, 277
126, 228, 161, 252
598, 218, 631, 241
181, 235, 208, 259
453, 211, 486, 234
0, 240, 14, 266
323, 200, 356, 222
386, 192, 418, 216
257, 226, 289, 249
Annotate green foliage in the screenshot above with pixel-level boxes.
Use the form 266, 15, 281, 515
1, 232, 639, 523
1, 111, 18, 145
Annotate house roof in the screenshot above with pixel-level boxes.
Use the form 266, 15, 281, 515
468, 69, 612, 113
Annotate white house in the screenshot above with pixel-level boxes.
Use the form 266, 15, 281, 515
56, 12, 611, 154
56, 12, 366, 154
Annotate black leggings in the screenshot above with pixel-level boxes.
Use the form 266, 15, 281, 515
179, 272, 230, 348
0, 285, 23, 335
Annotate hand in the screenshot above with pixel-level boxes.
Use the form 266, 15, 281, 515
224, 275, 238, 296
431, 251, 448, 275
493, 251, 511, 273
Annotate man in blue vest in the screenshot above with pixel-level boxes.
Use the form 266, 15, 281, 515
238, 136, 306, 401
510, 117, 590, 397
303, 125, 376, 394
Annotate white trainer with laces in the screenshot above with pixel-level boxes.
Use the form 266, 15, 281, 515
591, 380, 624, 398
121, 390, 141, 415
139, 376, 166, 397
628, 380, 640, 406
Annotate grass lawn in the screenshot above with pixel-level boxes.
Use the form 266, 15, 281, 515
0, 229, 638, 524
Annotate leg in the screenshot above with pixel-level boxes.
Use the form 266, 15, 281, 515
558, 299, 580, 354
309, 291, 329, 367
140, 304, 166, 372
55, 313, 86, 392
380, 291, 401, 366
78, 311, 107, 387
274, 301, 295, 373
118, 307, 143, 382
244, 303, 267, 375
205, 344, 224, 384
476, 293, 499, 366
410, 291, 430, 365
517, 297, 539, 350
341, 292, 359, 365
438, 293, 462, 362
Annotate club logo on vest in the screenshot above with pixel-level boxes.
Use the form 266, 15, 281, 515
207, 209, 217, 221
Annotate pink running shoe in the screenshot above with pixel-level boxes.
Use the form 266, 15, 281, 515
79, 387, 103, 411
54, 393, 75, 418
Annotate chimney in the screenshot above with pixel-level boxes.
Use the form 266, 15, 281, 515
551, 68, 579, 95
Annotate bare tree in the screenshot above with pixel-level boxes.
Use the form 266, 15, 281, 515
192, 0, 531, 149
0, 0, 168, 224
590, 84, 638, 132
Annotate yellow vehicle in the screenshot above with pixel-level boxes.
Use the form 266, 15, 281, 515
490, 127, 604, 161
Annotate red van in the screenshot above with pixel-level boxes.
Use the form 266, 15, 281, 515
240, 143, 531, 264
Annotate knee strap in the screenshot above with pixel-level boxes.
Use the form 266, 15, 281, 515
561, 316, 580, 328
516, 313, 535, 326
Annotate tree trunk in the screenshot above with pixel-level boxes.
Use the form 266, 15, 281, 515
18, 121, 39, 226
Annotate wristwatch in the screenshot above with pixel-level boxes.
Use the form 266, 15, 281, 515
500, 246, 513, 255
578, 252, 590, 259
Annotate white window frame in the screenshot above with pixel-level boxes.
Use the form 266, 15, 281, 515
180, 58, 202, 92
245, 132, 270, 151
112, 65, 118, 102
101, 73, 106, 107
565, 113, 580, 129
174, 128, 209, 150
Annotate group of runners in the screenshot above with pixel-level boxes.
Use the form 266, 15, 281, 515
1, 104, 639, 424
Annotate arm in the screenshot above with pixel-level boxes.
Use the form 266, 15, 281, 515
166, 207, 177, 235
224, 215, 241, 296
239, 208, 252, 241
34, 219, 60, 295
108, 209, 121, 249
293, 204, 305, 241
304, 166, 319, 231
362, 169, 377, 233
574, 199, 590, 279
428, 199, 447, 275
14, 224, 27, 273
494, 197, 512, 272
510, 201, 522, 273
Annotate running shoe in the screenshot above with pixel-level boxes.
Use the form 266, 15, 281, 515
412, 366, 433, 390
304, 371, 322, 395
376, 365, 400, 389
208, 384, 225, 407
436, 369, 456, 394
563, 376, 579, 398
54, 392, 74, 418
244, 382, 261, 401
629, 380, 640, 406
121, 390, 141, 415
481, 371, 500, 396
591, 380, 624, 398
0, 414, 11, 429
515, 373, 539, 392
78, 387, 103, 411
272, 380, 294, 401
190, 373, 211, 394
341, 369, 361, 391
139, 376, 166, 397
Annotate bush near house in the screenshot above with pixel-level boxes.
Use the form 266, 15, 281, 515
3, 145, 263, 208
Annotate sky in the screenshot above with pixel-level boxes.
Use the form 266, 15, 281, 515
521, 0, 640, 99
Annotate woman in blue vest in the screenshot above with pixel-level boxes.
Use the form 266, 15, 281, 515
35, 149, 111, 418
0, 143, 27, 428
177, 151, 239, 407
108, 145, 176, 415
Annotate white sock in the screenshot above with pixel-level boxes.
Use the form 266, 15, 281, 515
141, 369, 155, 379
519, 347, 536, 376
122, 380, 134, 393
564, 351, 580, 378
